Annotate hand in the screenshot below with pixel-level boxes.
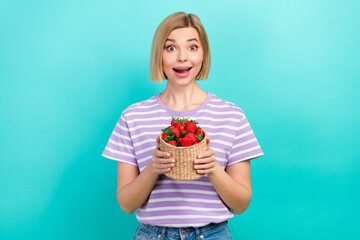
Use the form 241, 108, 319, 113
193, 136, 218, 175
149, 136, 176, 175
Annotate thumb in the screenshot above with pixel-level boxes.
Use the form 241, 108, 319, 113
205, 135, 210, 148
156, 135, 160, 149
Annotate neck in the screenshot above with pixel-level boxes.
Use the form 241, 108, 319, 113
160, 81, 207, 109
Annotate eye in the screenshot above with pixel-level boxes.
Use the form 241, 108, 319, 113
189, 45, 198, 51
165, 45, 176, 51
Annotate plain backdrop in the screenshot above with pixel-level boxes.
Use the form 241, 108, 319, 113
1, 0, 359, 239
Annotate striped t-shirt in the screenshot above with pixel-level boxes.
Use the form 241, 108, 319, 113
102, 92, 264, 227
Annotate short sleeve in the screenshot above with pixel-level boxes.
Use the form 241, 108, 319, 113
227, 113, 264, 166
102, 113, 137, 166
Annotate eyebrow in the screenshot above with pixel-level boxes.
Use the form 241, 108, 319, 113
166, 38, 199, 43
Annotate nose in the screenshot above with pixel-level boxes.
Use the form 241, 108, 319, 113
177, 48, 188, 62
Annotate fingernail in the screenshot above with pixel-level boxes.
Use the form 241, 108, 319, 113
171, 159, 175, 163
194, 160, 198, 163
167, 153, 171, 157
198, 155, 201, 158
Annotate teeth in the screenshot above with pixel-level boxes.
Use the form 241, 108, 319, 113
174, 67, 191, 73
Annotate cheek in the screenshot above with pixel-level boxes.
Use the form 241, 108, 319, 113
162, 54, 173, 71
191, 52, 204, 66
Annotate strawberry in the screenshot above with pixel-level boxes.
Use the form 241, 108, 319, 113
171, 127, 180, 137
171, 120, 176, 127
167, 140, 177, 146
195, 127, 204, 137
180, 136, 192, 147
186, 122, 197, 132
184, 120, 190, 125
162, 133, 168, 140
185, 132, 196, 143
176, 122, 185, 131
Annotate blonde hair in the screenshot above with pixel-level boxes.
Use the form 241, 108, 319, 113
150, 12, 211, 83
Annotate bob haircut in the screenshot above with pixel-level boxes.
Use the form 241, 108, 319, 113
150, 12, 211, 83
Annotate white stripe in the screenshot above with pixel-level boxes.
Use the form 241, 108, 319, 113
138, 206, 229, 212
127, 116, 171, 124
237, 122, 250, 130
138, 155, 227, 172
108, 138, 134, 150
212, 146, 230, 155
201, 124, 244, 131
126, 116, 242, 124
137, 146, 154, 155
207, 131, 235, 139
128, 124, 166, 132
125, 109, 166, 117
207, 103, 240, 109
147, 197, 222, 204
111, 130, 131, 141
156, 180, 213, 186
199, 109, 244, 118
126, 103, 159, 111
127, 123, 243, 132
211, 139, 233, 147
235, 130, 254, 140
105, 146, 135, 158
138, 155, 152, 166
132, 131, 159, 139
229, 146, 261, 159
154, 222, 233, 227
227, 153, 264, 165
151, 189, 218, 195
134, 138, 155, 147
233, 138, 257, 148
101, 153, 137, 166
196, 116, 242, 123
135, 214, 231, 220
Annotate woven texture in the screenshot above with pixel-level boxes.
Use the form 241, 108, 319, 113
159, 132, 207, 181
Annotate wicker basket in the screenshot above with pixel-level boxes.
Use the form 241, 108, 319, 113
159, 132, 207, 181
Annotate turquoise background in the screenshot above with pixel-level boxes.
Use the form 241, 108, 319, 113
1, 0, 359, 239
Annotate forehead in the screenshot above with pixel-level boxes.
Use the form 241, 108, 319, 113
166, 27, 200, 41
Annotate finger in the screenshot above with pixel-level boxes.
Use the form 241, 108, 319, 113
155, 149, 172, 159
156, 157, 175, 164
206, 136, 210, 146
194, 156, 214, 164
154, 162, 175, 169
194, 162, 215, 170
156, 135, 160, 149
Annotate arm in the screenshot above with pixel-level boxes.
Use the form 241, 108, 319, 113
116, 136, 175, 214
207, 160, 252, 215
116, 162, 159, 214
194, 136, 252, 214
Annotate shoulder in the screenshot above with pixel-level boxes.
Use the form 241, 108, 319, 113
208, 93, 246, 121
121, 95, 159, 118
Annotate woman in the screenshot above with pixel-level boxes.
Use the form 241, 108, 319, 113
102, 12, 264, 239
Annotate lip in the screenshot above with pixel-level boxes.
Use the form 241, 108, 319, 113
173, 66, 192, 70
173, 67, 192, 78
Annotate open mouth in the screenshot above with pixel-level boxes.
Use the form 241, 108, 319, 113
173, 67, 192, 73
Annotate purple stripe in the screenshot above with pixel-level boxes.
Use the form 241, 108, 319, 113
231, 140, 260, 152
136, 209, 230, 217
149, 192, 220, 200
144, 201, 226, 209
102, 149, 136, 162
154, 183, 216, 191
228, 148, 264, 163
138, 217, 231, 226
109, 134, 132, 146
